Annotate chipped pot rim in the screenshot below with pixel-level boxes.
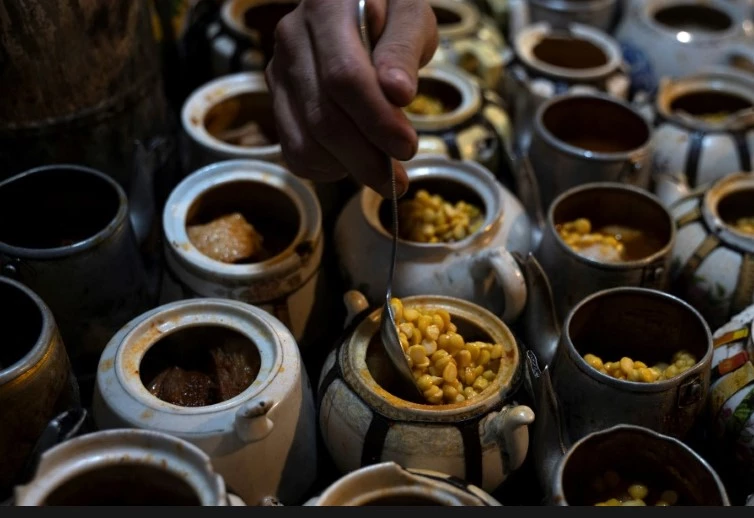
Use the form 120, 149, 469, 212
163, 159, 322, 281
406, 63, 483, 132
0, 276, 57, 386
563, 287, 713, 392
13, 428, 227, 506
552, 424, 730, 505
342, 295, 522, 421
0, 164, 129, 260
514, 22, 623, 81
360, 156, 504, 255
95, 298, 300, 433
181, 72, 282, 161
547, 182, 677, 271
702, 172, 754, 254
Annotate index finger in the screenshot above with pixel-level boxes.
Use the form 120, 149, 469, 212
303, 0, 418, 162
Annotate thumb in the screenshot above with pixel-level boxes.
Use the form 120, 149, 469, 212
372, 0, 439, 107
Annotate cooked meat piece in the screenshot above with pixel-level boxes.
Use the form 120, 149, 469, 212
187, 212, 265, 263
148, 366, 217, 407
210, 340, 261, 401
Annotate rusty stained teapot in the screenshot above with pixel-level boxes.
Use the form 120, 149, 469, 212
513, 252, 714, 493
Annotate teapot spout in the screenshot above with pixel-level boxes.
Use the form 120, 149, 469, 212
512, 252, 560, 367
525, 351, 569, 500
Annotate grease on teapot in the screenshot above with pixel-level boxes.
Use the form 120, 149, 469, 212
398, 189, 484, 243
592, 471, 679, 506
556, 218, 663, 262
390, 297, 515, 405
583, 350, 697, 383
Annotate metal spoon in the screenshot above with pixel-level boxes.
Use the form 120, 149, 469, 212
357, 0, 423, 400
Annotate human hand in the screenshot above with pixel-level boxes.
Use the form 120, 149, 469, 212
265, 0, 439, 198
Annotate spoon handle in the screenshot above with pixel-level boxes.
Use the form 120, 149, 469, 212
357, 0, 399, 303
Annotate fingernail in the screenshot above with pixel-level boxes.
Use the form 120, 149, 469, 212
387, 67, 415, 97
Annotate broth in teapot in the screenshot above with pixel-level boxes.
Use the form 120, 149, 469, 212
556, 218, 665, 262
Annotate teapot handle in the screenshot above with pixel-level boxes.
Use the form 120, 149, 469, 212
473, 247, 528, 323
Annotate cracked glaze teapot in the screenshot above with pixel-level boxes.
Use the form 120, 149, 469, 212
334, 155, 532, 324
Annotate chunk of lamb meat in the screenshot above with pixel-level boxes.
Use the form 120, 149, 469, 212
187, 212, 264, 264
148, 366, 216, 407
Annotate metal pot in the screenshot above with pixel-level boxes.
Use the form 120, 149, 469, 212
615, 0, 754, 96
550, 424, 730, 505
536, 182, 675, 320
334, 155, 532, 324
305, 461, 501, 506
645, 72, 754, 207
503, 22, 630, 153
519, 281, 712, 445
427, 0, 507, 92
14, 429, 241, 506
408, 64, 513, 185
318, 291, 534, 493
669, 172, 754, 330
0, 165, 155, 389
92, 297, 318, 506
206, 0, 298, 76
0, 277, 79, 499
526, 92, 653, 212
161, 159, 326, 348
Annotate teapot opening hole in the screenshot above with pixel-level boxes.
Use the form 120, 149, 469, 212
406, 78, 464, 116
567, 291, 708, 370
0, 281, 43, 371
653, 4, 732, 33
532, 36, 609, 70
139, 325, 262, 408
43, 464, 202, 505
378, 178, 486, 243
203, 92, 279, 148
0, 167, 120, 249
185, 180, 300, 264
241, 2, 297, 62
432, 6, 462, 25
716, 188, 754, 237
365, 313, 496, 404
552, 187, 672, 262
542, 97, 649, 153
670, 90, 752, 123
561, 429, 724, 505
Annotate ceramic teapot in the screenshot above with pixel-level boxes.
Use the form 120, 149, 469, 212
304, 462, 502, 506
408, 64, 514, 185
92, 297, 318, 505
503, 21, 630, 153
516, 254, 713, 442
427, 0, 507, 91
507, 0, 619, 37
669, 172, 754, 330
644, 71, 754, 208
14, 428, 242, 506
317, 291, 534, 494
615, 0, 754, 96
334, 155, 532, 324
